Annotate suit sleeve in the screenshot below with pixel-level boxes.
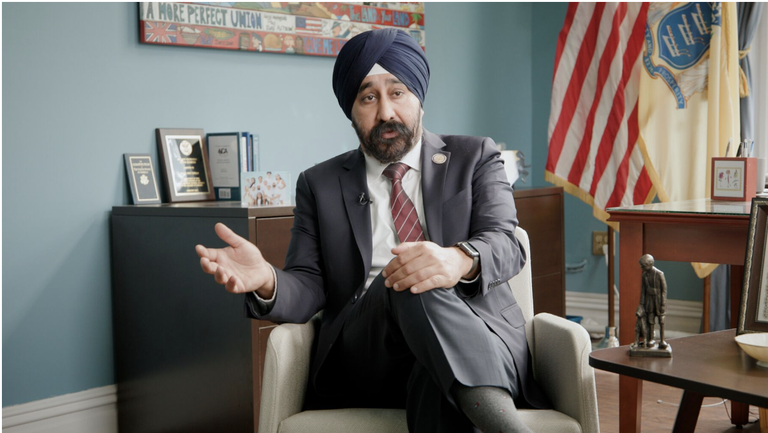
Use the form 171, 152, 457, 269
245, 171, 326, 323
455, 137, 526, 299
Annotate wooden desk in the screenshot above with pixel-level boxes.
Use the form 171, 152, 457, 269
590, 330, 768, 433
112, 202, 294, 433
514, 186, 565, 317
607, 199, 751, 432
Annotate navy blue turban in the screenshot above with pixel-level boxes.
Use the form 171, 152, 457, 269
332, 28, 430, 120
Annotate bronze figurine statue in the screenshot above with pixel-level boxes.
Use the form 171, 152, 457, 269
630, 254, 672, 357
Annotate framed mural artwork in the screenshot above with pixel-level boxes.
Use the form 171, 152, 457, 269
156, 128, 216, 203
138, 2, 425, 57
740, 197, 768, 334
711, 157, 756, 201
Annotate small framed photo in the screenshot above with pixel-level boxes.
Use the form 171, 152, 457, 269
156, 128, 215, 202
738, 197, 768, 334
240, 171, 291, 206
711, 157, 756, 201
124, 154, 161, 204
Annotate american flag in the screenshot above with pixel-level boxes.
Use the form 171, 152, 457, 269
144, 22, 178, 44
295, 17, 324, 35
546, 3, 653, 223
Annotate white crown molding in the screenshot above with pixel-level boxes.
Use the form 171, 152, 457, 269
3, 385, 117, 433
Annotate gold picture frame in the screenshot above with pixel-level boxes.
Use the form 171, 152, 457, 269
739, 197, 768, 334
156, 128, 215, 203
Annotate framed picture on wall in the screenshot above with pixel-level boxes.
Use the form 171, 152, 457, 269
739, 197, 768, 334
155, 128, 215, 203
137, 2, 425, 57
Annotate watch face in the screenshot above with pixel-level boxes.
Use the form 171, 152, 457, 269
458, 242, 479, 257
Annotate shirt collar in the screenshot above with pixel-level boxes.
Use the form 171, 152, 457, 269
364, 138, 423, 184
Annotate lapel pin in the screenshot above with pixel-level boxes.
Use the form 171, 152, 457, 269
432, 154, 447, 165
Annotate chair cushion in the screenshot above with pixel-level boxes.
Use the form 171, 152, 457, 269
278, 408, 407, 433
278, 407, 581, 433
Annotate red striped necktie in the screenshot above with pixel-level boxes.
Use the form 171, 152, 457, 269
383, 163, 425, 243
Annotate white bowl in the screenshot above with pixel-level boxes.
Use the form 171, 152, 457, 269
735, 333, 768, 368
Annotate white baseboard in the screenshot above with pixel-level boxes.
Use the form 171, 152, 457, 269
2, 385, 117, 433
566, 291, 703, 337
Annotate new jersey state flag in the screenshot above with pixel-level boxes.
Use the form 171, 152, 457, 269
546, 3, 655, 227
638, 2, 739, 277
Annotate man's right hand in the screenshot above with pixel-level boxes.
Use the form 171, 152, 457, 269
195, 223, 275, 299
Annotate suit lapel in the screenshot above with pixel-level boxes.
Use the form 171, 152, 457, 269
421, 130, 450, 246
340, 149, 373, 277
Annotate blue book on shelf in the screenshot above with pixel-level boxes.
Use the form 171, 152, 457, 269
243, 131, 252, 171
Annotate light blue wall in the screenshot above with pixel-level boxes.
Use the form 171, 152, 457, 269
426, 3, 533, 158
2, 2, 537, 407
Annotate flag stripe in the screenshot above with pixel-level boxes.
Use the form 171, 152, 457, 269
567, 4, 628, 186
588, 3, 647, 196
553, 3, 579, 75
634, 168, 652, 204
605, 103, 640, 208
548, 4, 599, 143
554, 3, 620, 181
546, 2, 653, 222
546, 2, 607, 170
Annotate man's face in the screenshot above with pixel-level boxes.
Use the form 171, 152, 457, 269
351, 73, 423, 164
641, 260, 653, 272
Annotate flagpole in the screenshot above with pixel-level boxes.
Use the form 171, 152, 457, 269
598, 225, 619, 348
608, 226, 615, 328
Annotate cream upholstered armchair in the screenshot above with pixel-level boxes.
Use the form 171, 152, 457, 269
258, 227, 599, 433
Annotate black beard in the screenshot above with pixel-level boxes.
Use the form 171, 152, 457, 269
354, 119, 417, 164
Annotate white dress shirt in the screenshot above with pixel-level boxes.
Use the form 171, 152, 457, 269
363, 139, 427, 290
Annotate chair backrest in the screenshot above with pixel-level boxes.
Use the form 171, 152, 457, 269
508, 227, 534, 323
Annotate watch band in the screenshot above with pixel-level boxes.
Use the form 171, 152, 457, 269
454, 241, 480, 276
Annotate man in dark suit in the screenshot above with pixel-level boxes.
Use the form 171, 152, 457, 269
196, 28, 547, 432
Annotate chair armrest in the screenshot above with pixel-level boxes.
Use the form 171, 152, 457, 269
258, 314, 321, 433
530, 313, 599, 433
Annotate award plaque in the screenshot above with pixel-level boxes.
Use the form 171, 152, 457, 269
124, 153, 161, 204
207, 132, 243, 201
156, 128, 215, 202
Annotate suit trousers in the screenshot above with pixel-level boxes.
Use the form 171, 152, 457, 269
311, 273, 521, 433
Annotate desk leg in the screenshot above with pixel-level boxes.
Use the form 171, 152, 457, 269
730, 265, 743, 329
730, 401, 749, 426
672, 390, 704, 433
618, 222, 644, 433
619, 376, 642, 432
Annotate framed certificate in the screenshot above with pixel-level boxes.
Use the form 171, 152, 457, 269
156, 128, 215, 202
124, 153, 161, 204
207, 132, 244, 201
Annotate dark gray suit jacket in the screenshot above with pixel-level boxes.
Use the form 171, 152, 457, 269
247, 130, 548, 409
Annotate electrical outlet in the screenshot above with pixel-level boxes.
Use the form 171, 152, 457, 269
592, 231, 608, 255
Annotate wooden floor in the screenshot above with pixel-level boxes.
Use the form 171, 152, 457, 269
595, 369, 762, 432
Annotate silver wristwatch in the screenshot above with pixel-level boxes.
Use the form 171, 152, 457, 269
454, 241, 480, 276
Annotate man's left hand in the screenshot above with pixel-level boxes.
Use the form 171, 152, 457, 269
383, 242, 475, 294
